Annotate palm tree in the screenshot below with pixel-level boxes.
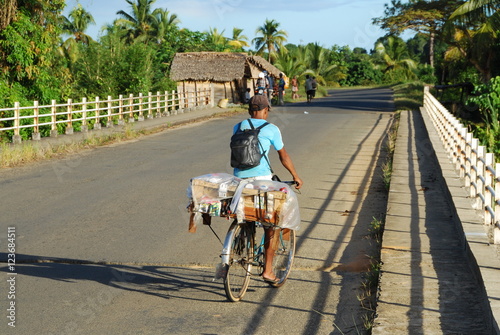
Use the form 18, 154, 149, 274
60, 4, 96, 65
253, 19, 288, 62
375, 36, 417, 81
116, 0, 157, 43
272, 48, 306, 80
61, 4, 96, 45
228, 28, 249, 50
206, 27, 228, 51
446, 0, 500, 82
304, 43, 346, 84
150, 8, 180, 44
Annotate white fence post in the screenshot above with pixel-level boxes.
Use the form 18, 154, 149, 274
476, 146, 485, 210
128, 94, 134, 123
117, 95, 123, 125
495, 163, 500, 244
66, 99, 74, 135
464, 132, 473, 181
484, 153, 494, 225
138, 93, 144, 121
94, 96, 101, 130
32, 101, 40, 140
107, 96, 113, 128
50, 100, 58, 138
470, 139, 479, 199
12, 102, 22, 144
81, 97, 88, 133
163, 91, 169, 116
155, 91, 160, 118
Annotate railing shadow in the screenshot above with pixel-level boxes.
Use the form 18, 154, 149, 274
238, 109, 393, 334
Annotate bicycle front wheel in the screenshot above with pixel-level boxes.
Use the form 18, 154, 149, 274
269, 228, 296, 288
224, 222, 253, 302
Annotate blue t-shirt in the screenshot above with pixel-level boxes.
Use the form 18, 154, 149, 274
233, 118, 284, 178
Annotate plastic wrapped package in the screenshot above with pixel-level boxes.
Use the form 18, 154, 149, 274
230, 180, 301, 230
187, 174, 301, 231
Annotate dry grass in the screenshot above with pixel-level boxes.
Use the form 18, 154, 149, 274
0, 108, 246, 169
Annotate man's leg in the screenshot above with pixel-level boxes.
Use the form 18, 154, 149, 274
262, 226, 278, 281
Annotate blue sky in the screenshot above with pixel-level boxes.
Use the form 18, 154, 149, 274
64, 0, 399, 51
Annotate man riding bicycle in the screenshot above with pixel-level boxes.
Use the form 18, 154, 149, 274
232, 95, 303, 283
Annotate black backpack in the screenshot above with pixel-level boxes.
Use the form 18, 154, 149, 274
230, 119, 269, 170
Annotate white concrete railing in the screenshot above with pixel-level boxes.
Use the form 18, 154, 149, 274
0, 87, 214, 144
423, 86, 500, 244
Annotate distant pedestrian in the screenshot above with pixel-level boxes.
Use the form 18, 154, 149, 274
265, 71, 274, 105
245, 88, 251, 103
256, 72, 268, 95
278, 73, 286, 105
305, 75, 315, 103
291, 75, 299, 100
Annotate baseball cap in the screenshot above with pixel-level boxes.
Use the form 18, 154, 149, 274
248, 95, 271, 112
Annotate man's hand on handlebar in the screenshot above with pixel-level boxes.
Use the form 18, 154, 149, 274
293, 177, 303, 189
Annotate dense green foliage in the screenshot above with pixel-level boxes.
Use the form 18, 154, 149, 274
468, 76, 500, 155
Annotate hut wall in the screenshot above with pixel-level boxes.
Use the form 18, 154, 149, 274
177, 81, 246, 108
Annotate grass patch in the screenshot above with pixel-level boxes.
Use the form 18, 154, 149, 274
381, 112, 400, 190
358, 217, 385, 332
392, 81, 425, 112
0, 126, 144, 168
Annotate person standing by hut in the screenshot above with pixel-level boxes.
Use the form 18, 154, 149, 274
265, 71, 274, 105
291, 75, 299, 100
278, 73, 286, 105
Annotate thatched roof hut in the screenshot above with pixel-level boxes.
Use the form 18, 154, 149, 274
170, 52, 282, 105
170, 52, 281, 81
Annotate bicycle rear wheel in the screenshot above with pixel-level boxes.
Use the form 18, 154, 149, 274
224, 222, 253, 302
269, 228, 296, 288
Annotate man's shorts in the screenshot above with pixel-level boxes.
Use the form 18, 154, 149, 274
307, 90, 316, 97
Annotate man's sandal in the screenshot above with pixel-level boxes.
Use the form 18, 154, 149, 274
262, 275, 280, 284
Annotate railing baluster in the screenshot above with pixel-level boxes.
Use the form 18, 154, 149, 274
128, 93, 134, 123
107, 96, 113, 128
33, 101, 40, 140
66, 99, 74, 135
94, 96, 101, 130
118, 94, 124, 126
484, 154, 494, 225
50, 100, 58, 138
0, 90, 208, 142
423, 88, 499, 243
138, 93, 144, 121
495, 163, 500, 244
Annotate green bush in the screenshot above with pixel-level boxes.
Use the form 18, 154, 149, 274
468, 76, 500, 156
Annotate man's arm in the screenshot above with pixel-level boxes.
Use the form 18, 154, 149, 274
277, 147, 303, 189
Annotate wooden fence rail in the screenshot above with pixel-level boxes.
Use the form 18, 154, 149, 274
0, 88, 213, 144
422, 86, 500, 244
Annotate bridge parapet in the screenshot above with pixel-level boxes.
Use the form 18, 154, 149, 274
423, 86, 500, 244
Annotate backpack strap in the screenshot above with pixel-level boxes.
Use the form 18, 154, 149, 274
246, 119, 273, 174
246, 118, 269, 130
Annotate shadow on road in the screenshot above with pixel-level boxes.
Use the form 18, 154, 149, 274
2, 254, 228, 302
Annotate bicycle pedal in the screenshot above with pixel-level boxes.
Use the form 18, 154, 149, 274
213, 263, 228, 281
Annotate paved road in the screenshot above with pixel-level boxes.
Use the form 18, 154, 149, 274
0, 89, 394, 334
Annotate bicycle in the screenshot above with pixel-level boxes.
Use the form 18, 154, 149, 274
219, 181, 298, 302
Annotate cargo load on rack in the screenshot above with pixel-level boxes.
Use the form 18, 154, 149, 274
187, 173, 300, 232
